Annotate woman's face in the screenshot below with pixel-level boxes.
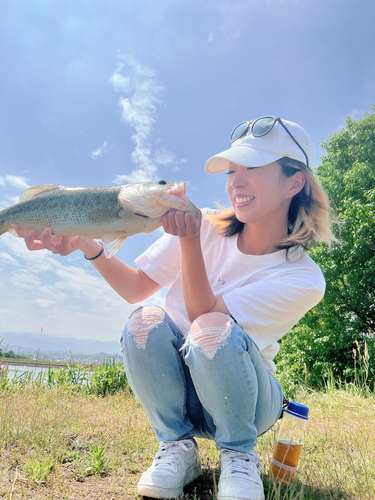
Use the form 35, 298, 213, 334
225, 161, 303, 226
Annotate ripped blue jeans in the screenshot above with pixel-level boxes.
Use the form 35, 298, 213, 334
120, 306, 283, 453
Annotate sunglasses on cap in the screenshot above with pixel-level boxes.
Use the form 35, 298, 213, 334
230, 116, 309, 170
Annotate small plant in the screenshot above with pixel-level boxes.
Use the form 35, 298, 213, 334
85, 444, 108, 476
0, 364, 10, 390
353, 340, 371, 390
23, 457, 54, 483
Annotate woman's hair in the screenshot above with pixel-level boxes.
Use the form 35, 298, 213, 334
204, 157, 338, 250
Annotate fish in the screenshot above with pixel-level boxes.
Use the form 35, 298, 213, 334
0, 179, 197, 258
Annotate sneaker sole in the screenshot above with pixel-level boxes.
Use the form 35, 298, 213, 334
138, 465, 202, 499
218, 491, 265, 500
138, 484, 184, 499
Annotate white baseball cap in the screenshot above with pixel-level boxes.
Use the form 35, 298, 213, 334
205, 117, 315, 174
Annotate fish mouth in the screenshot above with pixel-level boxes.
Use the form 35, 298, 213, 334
133, 212, 150, 218
235, 195, 255, 205
167, 181, 186, 195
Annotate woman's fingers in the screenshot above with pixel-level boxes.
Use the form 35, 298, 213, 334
24, 229, 46, 251
161, 208, 202, 239
41, 228, 60, 253
181, 211, 202, 239
12, 225, 81, 255
173, 210, 188, 235
162, 209, 178, 234
12, 225, 48, 251
41, 229, 79, 255
59, 236, 77, 256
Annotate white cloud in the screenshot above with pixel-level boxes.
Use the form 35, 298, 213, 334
153, 146, 177, 167
0, 252, 18, 266
0, 175, 30, 208
11, 270, 43, 288
208, 33, 214, 43
0, 195, 20, 210
35, 298, 57, 308
153, 147, 188, 173
113, 168, 157, 185
2, 175, 30, 190
91, 140, 111, 160
109, 56, 166, 184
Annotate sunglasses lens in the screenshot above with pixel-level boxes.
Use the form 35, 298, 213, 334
252, 117, 275, 137
230, 122, 249, 142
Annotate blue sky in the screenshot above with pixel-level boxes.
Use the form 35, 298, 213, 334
1, 0, 374, 345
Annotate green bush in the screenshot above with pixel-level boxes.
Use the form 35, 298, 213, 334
90, 358, 128, 396
276, 105, 375, 391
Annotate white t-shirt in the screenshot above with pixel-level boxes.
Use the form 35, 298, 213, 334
135, 209, 325, 372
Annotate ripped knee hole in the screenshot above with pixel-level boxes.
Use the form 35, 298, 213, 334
186, 315, 234, 359
127, 307, 165, 349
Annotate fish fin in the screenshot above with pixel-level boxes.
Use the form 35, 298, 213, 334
19, 185, 60, 202
8, 227, 22, 237
101, 234, 127, 259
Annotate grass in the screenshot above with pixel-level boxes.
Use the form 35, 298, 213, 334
0, 360, 374, 499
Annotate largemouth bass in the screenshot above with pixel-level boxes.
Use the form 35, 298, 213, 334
0, 180, 196, 258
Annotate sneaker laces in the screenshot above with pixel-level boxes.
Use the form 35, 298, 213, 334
153, 439, 195, 470
221, 449, 262, 478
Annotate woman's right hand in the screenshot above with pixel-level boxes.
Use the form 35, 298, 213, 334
12, 225, 95, 257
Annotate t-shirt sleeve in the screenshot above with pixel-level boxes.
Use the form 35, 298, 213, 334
222, 271, 325, 352
135, 233, 181, 287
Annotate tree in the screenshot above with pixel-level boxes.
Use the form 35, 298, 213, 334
4, 349, 16, 358
277, 105, 375, 390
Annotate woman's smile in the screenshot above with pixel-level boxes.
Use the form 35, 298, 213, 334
234, 195, 255, 205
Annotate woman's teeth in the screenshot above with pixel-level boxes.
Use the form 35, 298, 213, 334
235, 196, 255, 204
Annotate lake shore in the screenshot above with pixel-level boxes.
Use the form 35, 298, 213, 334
1, 359, 95, 369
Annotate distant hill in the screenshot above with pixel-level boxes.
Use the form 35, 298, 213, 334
1, 332, 122, 360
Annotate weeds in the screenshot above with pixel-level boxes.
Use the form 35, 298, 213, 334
89, 357, 129, 396
23, 457, 54, 483
86, 444, 109, 476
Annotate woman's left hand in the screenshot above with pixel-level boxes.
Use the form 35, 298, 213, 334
161, 207, 202, 240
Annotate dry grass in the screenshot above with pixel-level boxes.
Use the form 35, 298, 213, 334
0, 385, 374, 499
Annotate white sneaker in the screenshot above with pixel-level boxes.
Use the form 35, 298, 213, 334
218, 449, 265, 500
137, 438, 201, 499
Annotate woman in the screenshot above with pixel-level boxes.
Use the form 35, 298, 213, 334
16, 117, 335, 500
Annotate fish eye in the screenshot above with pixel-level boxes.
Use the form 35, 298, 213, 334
158, 180, 167, 185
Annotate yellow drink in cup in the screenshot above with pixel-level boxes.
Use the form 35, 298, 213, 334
269, 402, 309, 484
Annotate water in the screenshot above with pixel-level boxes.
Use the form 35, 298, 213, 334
4, 364, 49, 379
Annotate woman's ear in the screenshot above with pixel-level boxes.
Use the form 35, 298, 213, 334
286, 171, 306, 199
